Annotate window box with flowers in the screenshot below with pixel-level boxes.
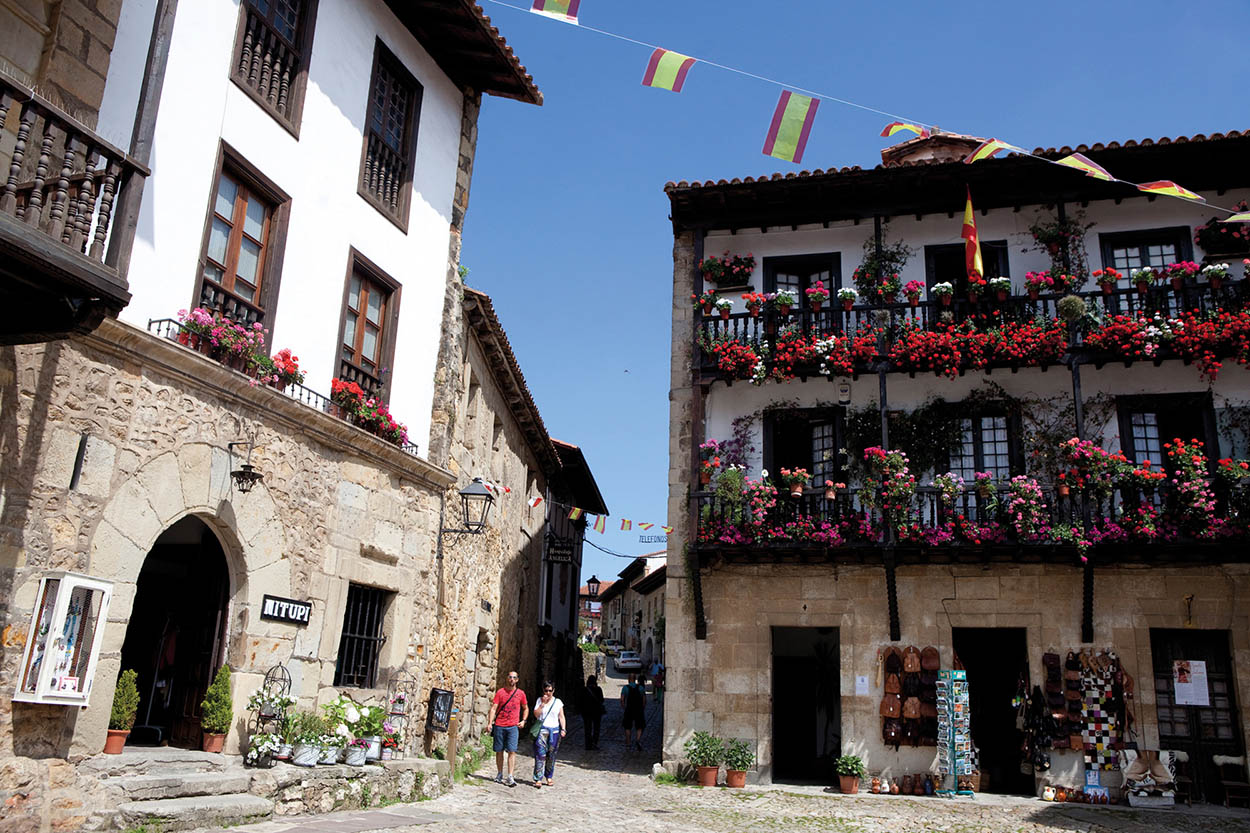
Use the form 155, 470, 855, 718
1195, 201, 1250, 257
700, 251, 756, 288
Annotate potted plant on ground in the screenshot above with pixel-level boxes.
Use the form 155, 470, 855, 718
1092, 268, 1121, 295
245, 732, 279, 768
777, 467, 810, 498
835, 754, 866, 794
104, 668, 140, 754
903, 280, 924, 308
836, 287, 858, 311
684, 731, 724, 787
291, 712, 325, 767
319, 729, 346, 764
200, 665, 233, 753
806, 280, 831, 312
344, 737, 370, 767
989, 276, 1012, 301
381, 730, 401, 761
724, 738, 755, 788
931, 282, 954, 306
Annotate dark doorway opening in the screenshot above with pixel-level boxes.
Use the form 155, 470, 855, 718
951, 627, 1032, 794
121, 516, 230, 748
1151, 629, 1244, 803
772, 626, 840, 783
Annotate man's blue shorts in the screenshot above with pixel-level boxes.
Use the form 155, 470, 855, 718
492, 724, 519, 752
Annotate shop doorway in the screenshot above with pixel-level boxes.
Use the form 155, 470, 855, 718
1151, 629, 1244, 803
120, 516, 230, 748
951, 627, 1032, 794
772, 627, 840, 783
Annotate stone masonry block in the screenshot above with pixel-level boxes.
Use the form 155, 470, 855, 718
136, 452, 183, 525
41, 426, 83, 490
179, 443, 213, 509
89, 519, 145, 583
77, 434, 116, 497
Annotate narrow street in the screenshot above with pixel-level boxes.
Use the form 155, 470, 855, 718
202, 667, 1250, 832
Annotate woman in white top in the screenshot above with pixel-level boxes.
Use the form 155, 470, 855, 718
532, 680, 566, 786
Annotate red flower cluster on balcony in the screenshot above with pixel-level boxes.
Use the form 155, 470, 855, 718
888, 323, 964, 378
707, 338, 760, 378
987, 320, 1067, 366
330, 378, 409, 447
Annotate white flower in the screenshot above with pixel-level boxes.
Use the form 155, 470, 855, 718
336, 724, 350, 737
760, 469, 769, 479
345, 705, 360, 724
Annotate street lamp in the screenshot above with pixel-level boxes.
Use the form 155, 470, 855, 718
455, 477, 494, 533
586, 575, 600, 599
228, 440, 264, 494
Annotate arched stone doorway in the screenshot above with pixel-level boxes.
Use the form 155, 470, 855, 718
119, 516, 231, 748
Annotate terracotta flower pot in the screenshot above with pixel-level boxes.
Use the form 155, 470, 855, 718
1057, 483, 1070, 497
1210, 276, 1223, 291
838, 774, 860, 794
1171, 276, 1184, 291
1028, 288, 1039, 300
996, 289, 1008, 301
725, 769, 747, 788
197, 339, 215, 357
907, 295, 919, 308
202, 732, 226, 754
719, 308, 730, 321
824, 488, 836, 500
1136, 280, 1150, 294
1100, 283, 1114, 296
968, 291, 981, 303
702, 302, 714, 314
939, 295, 952, 307
696, 765, 719, 787
700, 470, 711, 485
841, 299, 853, 311
176, 331, 190, 346
789, 484, 804, 498
777, 303, 791, 316
103, 729, 129, 754
812, 300, 824, 313
749, 307, 761, 318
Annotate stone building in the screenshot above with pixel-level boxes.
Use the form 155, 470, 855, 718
0, 2, 605, 829
662, 128, 1250, 802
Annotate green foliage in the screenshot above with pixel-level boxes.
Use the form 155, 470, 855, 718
654, 772, 686, 786
453, 733, 493, 782
278, 712, 297, 744
359, 783, 372, 808
109, 669, 140, 731
683, 730, 724, 768
844, 397, 962, 479
354, 703, 385, 737
200, 665, 233, 735
458, 264, 469, 279
724, 738, 756, 771
1057, 294, 1086, 323
292, 710, 327, 744
581, 642, 600, 653
834, 754, 866, 778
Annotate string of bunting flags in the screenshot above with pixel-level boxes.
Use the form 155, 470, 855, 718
479, 479, 671, 536
500, 0, 1249, 221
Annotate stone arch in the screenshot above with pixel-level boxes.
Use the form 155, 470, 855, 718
71, 442, 291, 757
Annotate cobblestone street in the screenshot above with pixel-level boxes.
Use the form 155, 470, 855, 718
209, 669, 1250, 833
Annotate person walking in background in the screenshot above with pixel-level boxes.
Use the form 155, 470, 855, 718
621, 673, 646, 751
532, 681, 566, 787
486, 670, 528, 787
649, 659, 665, 703
583, 675, 604, 750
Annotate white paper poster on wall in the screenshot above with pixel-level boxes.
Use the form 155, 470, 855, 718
1173, 659, 1210, 707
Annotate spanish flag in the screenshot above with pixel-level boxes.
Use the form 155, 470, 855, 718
641, 48, 696, 93
962, 187, 983, 279
638, 523, 654, 531
762, 91, 819, 164
963, 138, 1018, 164
568, 507, 583, 521
593, 515, 606, 533
1223, 212, 1250, 223
660, 526, 673, 534
530, 0, 579, 24
1055, 152, 1113, 182
880, 121, 930, 139
1138, 181, 1204, 202
620, 519, 632, 531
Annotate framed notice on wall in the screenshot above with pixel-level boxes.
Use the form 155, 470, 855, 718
426, 688, 454, 732
1172, 659, 1210, 706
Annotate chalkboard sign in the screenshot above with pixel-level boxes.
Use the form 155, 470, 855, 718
426, 688, 454, 732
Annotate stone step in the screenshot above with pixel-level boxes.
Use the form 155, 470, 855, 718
81, 746, 231, 778
113, 770, 254, 800
116, 794, 273, 831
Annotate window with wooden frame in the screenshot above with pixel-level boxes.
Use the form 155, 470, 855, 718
230, 0, 320, 135
944, 404, 1022, 518
194, 147, 290, 331
337, 249, 401, 401
763, 407, 845, 490
358, 40, 423, 231
924, 240, 1009, 293
1098, 226, 1194, 294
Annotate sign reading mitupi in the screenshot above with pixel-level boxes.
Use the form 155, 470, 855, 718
260, 594, 312, 625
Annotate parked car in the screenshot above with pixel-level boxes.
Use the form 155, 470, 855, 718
601, 640, 623, 656
614, 650, 642, 672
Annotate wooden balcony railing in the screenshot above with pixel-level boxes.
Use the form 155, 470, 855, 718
199, 279, 264, 328
0, 75, 147, 273
338, 358, 384, 400
695, 281, 1250, 381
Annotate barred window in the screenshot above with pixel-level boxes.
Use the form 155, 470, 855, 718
231, 0, 319, 134
358, 40, 422, 230
333, 583, 390, 689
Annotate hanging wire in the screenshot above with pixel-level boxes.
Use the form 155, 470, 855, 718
482, 0, 1245, 216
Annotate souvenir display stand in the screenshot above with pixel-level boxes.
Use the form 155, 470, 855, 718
13, 572, 113, 706
936, 670, 975, 796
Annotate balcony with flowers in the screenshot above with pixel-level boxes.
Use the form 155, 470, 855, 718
692, 438, 1250, 567
693, 260, 1250, 386
147, 309, 416, 455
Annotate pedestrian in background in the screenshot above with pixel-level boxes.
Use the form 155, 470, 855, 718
649, 659, 665, 703
583, 675, 604, 750
532, 681, 565, 787
486, 670, 528, 787
621, 672, 646, 751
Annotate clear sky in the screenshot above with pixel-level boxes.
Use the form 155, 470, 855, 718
458, 0, 1249, 585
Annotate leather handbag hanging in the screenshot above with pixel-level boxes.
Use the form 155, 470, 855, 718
885, 673, 901, 694
902, 697, 921, 719
879, 693, 901, 718
920, 645, 940, 671
903, 646, 922, 674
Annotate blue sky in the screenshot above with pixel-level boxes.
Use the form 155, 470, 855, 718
459, 0, 1249, 584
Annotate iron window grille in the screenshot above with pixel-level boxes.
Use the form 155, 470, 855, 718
333, 583, 389, 688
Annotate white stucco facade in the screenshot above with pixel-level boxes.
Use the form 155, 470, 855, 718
100, 0, 466, 452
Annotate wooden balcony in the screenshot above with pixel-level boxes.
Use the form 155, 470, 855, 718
695, 281, 1250, 383
0, 74, 147, 344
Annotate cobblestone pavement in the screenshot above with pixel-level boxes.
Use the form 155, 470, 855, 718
213, 669, 1250, 832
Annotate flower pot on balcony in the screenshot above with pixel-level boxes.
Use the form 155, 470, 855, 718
824, 488, 837, 500
1057, 483, 1070, 497
748, 307, 761, 318
1210, 276, 1223, 291
789, 484, 804, 498
696, 765, 719, 787
1100, 284, 1114, 296
719, 308, 730, 321
700, 470, 711, 485
940, 295, 952, 307
907, 295, 919, 308
177, 331, 191, 347
996, 289, 1008, 302
1136, 280, 1151, 294
1028, 288, 1039, 301
841, 298, 853, 311
777, 303, 791, 316
1171, 276, 1185, 291
197, 339, 216, 358
701, 302, 714, 315
968, 292, 981, 304
812, 301, 824, 313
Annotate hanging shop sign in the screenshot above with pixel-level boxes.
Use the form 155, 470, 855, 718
426, 687, 454, 732
1172, 659, 1210, 706
260, 595, 312, 626
547, 541, 575, 563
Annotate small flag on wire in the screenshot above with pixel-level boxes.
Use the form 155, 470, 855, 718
530, 0, 579, 24
660, 526, 673, 534
1222, 212, 1250, 223
638, 522, 654, 531
1138, 181, 1205, 201
593, 515, 606, 533
762, 91, 819, 164
568, 507, 583, 521
620, 519, 632, 531
641, 48, 696, 93
963, 138, 1019, 164
1055, 152, 1113, 182
880, 121, 930, 139
528, 496, 543, 508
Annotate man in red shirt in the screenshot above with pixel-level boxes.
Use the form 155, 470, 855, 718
486, 670, 529, 786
